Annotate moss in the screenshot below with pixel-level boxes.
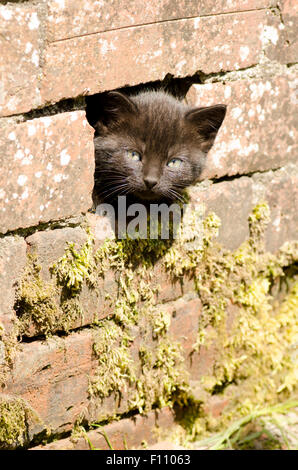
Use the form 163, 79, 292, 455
11, 198, 298, 448
114, 200, 297, 446
0, 323, 20, 388
127, 335, 189, 414
163, 202, 298, 442
15, 253, 60, 336
15, 238, 97, 337
77, 210, 196, 421
89, 321, 137, 400
88, 233, 190, 417
50, 234, 97, 295
0, 396, 40, 449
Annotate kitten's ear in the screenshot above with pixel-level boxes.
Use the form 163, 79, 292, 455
95, 91, 138, 134
185, 104, 227, 152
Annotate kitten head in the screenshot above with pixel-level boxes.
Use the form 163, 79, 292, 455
93, 90, 226, 202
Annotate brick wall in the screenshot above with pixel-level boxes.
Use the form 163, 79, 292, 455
0, 1, 297, 450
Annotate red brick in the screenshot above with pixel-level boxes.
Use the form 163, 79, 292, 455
151, 261, 195, 304
166, 295, 202, 375
46, 0, 270, 42
0, 112, 94, 234
41, 10, 270, 103
186, 74, 298, 179
265, 0, 298, 64
0, 236, 27, 333
202, 396, 230, 418
0, 4, 41, 116
18, 212, 197, 337
4, 309, 187, 439
279, 0, 298, 63
31, 407, 176, 450
86, 212, 196, 304
1, 295, 235, 444
86, 212, 196, 299
87, 294, 202, 424
26, 227, 88, 281
4, 330, 97, 435
196, 0, 270, 13
188, 164, 298, 252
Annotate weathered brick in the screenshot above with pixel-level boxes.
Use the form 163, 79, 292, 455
166, 294, 202, 375
151, 261, 195, 305
0, 112, 94, 234
41, 10, 271, 103
0, 236, 27, 333
265, 0, 298, 64
18, 211, 197, 337
4, 292, 203, 438
186, 74, 297, 179
85, 212, 115, 251
88, 294, 203, 424
21, 226, 115, 337
195, 0, 270, 13
46, 0, 270, 42
147, 441, 187, 450
4, 330, 97, 435
0, 4, 41, 116
31, 406, 176, 450
87, 211, 196, 302
127, 294, 202, 376
189, 164, 298, 252
279, 0, 298, 63
26, 227, 88, 281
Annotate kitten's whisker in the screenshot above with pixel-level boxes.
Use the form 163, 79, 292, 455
162, 189, 176, 201
100, 186, 128, 197
170, 187, 187, 199
95, 169, 127, 177
117, 188, 131, 197
102, 180, 128, 191
97, 171, 127, 177
100, 183, 130, 199
166, 189, 186, 203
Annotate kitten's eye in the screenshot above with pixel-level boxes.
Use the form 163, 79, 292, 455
167, 158, 183, 168
126, 150, 141, 162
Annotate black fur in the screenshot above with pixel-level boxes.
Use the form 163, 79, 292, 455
93, 90, 226, 205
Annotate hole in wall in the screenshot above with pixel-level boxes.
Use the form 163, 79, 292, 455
85, 75, 201, 236
85, 74, 226, 240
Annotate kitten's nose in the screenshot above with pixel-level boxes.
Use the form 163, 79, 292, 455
144, 176, 158, 189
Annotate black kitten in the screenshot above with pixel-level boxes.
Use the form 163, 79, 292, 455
92, 90, 226, 205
